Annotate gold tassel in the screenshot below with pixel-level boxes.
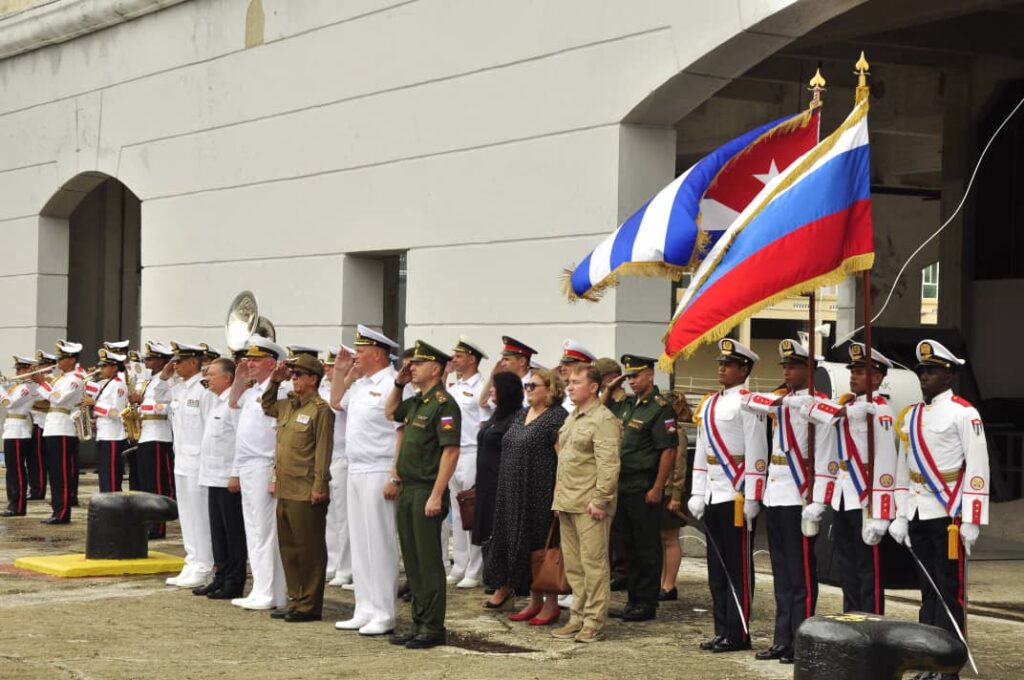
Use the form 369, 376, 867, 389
948, 523, 959, 560
734, 494, 744, 528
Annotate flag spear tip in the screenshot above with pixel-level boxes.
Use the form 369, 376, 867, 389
809, 68, 826, 89
808, 68, 826, 108
855, 51, 871, 104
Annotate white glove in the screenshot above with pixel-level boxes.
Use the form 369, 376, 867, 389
845, 401, 877, 422
960, 522, 980, 557
783, 394, 814, 410
889, 516, 910, 547
687, 496, 706, 521
801, 502, 826, 522
862, 519, 889, 546
744, 499, 760, 521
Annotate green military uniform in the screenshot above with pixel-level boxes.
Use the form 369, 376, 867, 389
610, 355, 678, 616
262, 353, 334, 617
393, 341, 462, 642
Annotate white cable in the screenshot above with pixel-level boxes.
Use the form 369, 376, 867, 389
834, 93, 1024, 348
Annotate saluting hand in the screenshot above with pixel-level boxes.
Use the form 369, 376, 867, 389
235, 360, 250, 382
396, 364, 412, 386
270, 360, 290, 383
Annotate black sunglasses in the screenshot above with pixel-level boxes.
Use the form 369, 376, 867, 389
524, 382, 544, 392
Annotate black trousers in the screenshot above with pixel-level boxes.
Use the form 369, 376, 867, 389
125, 443, 141, 491
613, 490, 663, 608
705, 500, 754, 644
765, 505, 817, 648
29, 425, 46, 499
136, 440, 175, 537
909, 516, 966, 637
44, 436, 78, 521
832, 501, 884, 614
95, 439, 126, 493
208, 486, 248, 595
4, 437, 29, 514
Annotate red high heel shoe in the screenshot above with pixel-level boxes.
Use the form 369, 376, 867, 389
527, 610, 561, 626
508, 605, 542, 622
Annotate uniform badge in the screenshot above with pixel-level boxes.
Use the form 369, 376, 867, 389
628, 419, 643, 431
971, 418, 983, 436
52, 391, 62, 400
296, 414, 311, 425
879, 473, 894, 489
440, 415, 455, 431
462, 391, 474, 397
970, 476, 985, 491
878, 415, 893, 431
369, 391, 382, 397
0, 399, 8, 407
828, 461, 840, 475
663, 418, 676, 434
755, 459, 767, 473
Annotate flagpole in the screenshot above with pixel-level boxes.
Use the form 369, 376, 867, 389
805, 69, 826, 503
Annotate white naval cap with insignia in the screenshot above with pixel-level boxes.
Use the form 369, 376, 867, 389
452, 335, 488, 360
171, 341, 206, 359
287, 344, 321, 359
529, 359, 548, 371
355, 324, 399, 351
13, 354, 36, 367
55, 340, 83, 358
915, 339, 965, 371
103, 340, 130, 351
324, 345, 355, 363
244, 335, 287, 361
36, 350, 58, 365
559, 339, 596, 364
846, 342, 893, 372
143, 341, 174, 359
717, 338, 759, 365
97, 349, 127, 365
777, 338, 809, 365
202, 344, 225, 360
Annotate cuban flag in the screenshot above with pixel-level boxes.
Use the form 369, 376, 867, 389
564, 108, 820, 301
662, 100, 874, 366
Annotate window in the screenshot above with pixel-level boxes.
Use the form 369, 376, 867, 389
921, 262, 939, 325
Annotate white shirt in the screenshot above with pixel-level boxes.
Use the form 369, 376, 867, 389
1, 382, 36, 439
199, 390, 239, 488
449, 371, 490, 452
692, 385, 768, 505
138, 377, 173, 443
341, 366, 400, 474
39, 367, 85, 437
320, 379, 347, 464
88, 377, 129, 441
168, 373, 206, 476
895, 389, 990, 524
232, 376, 290, 474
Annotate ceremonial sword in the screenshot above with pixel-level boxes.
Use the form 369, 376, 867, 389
701, 519, 750, 637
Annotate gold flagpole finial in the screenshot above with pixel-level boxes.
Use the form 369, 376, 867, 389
854, 51, 870, 104
808, 68, 826, 109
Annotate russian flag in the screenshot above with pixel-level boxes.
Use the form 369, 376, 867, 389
662, 101, 874, 366
564, 108, 820, 301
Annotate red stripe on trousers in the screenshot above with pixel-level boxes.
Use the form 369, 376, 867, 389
872, 544, 881, 614
36, 428, 44, 489
110, 441, 117, 491
15, 439, 24, 513
802, 536, 812, 618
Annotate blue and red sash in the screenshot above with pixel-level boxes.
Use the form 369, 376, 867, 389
907, 404, 963, 517
703, 393, 745, 491
778, 405, 808, 495
835, 418, 869, 503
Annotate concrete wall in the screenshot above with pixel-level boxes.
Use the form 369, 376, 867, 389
0, 0, 863, 367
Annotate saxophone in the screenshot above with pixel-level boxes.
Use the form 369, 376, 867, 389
120, 365, 146, 443
72, 401, 94, 441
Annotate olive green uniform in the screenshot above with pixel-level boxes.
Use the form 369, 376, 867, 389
262, 382, 334, 616
394, 382, 462, 637
610, 386, 678, 610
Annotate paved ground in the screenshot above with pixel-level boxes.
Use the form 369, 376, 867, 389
0, 477, 1022, 679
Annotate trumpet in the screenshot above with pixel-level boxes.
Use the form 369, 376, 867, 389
0, 365, 57, 386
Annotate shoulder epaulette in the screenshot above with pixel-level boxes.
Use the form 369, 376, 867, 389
895, 403, 914, 444
693, 393, 712, 425
952, 395, 973, 409
872, 395, 888, 405
654, 395, 667, 407
772, 387, 789, 397
837, 392, 856, 406
436, 391, 449, 404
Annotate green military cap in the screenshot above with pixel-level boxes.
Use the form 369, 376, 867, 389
410, 340, 452, 365
286, 352, 323, 377
620, 354, 657, 375
594, 357, 621, 377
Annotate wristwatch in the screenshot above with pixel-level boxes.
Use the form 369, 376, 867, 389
393, 380, 404, 389
389, 477, 402, 487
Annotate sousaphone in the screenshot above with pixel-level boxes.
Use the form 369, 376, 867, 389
225, 290, 277, 352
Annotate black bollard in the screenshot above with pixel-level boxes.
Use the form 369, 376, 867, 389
85, 492, 178, 560
794, 614, 967, 680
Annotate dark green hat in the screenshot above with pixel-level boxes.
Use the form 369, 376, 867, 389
286, 353, 323, 377
620, 354, 656, 375
411, 340, 452, 365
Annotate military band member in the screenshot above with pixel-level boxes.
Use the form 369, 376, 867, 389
321, 346, 353, 587
742, 339, 833, 664
889, 340, 989, 659
84, 349, 130, 493
136, 342, 176, 538
2, 356, 39, 516
162, 342, 214, 588
603, 354, 677, 621
28, 351, 56, 501
557, 339, 596, 412
445, 335, 490, 589
386, 341, 462, 649
803, 343, 898, 614
263, 353, 334, 622
34, 340, 85, 524
688, 339, 767, 653
480, 336, 536, 409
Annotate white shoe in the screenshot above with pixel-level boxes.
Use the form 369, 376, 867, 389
358, 620, 394, 636
165, 566, 192, 586
230, 596, 251, 608
557, 594, 574, 609
335, 617, 370, 631
446, 572, 464, 585
165, 575, 181, 586
239, 597, 275, 610
328, 573, 352, 587
456, 577, 481, 589
341, 582, 356, 591
174, 571, 211, 588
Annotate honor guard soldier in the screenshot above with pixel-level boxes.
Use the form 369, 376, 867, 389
603, 354, 678, 622
162, 341, 214, 588
84, 349, 130, 493
136, 342, 176, 538
558, 340, 596, 412
688, 339, 767, 653
28, 351, 56, 500
386, 340, 463, 649
2, 355, 39, 516
34, 340, 86, 524
322, 346, 353, 587
482, 336, 537, 409
262, 353, 334, 622
889, 340, 989, 664
742, 339, 833, 664
803, 343, 898, 614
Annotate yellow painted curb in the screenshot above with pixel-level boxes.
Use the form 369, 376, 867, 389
14, 551, 185, 578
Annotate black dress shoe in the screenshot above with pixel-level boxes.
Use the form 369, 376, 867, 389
658, 587, 677, 601
755, 644, 789, 661
699, 635, 723, 651
779, 650, 795, 664
192, 582, 220, 596
41, 517, 69, 525
1, 510, 25, 517
270, 608, 294, 620
389, 630, 417, 646
405, 633, 446, 649
712, 638, 750, 653
207, 589, 242, 600
621, 605, 656, 622
610, 577, 628, 592
283, 611, 321, 623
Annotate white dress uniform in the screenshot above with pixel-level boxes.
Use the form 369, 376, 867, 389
231, 335, 291, 610
136, 342, 176, 536
321, 362, 352, 586
37, 349, 85, 523
2, 374, 36, 515
337, 326, 401, 633
447, 364, 489, 586
164, 344, 214, 586
88, 352, 130, 493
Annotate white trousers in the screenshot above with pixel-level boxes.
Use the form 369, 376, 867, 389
239, 464, 287, 607
326, 459, 352, 579
347, 470, 399, 627
448, 448, 482, 580
174, 472, 213, 575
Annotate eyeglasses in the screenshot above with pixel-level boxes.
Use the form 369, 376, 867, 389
291, 370, 313, 378
524, 382, 544, 392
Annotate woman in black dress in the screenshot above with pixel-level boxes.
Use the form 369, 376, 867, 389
482, 368, 567, 626
471, 372, 523, 547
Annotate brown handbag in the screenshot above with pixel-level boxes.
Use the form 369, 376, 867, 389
529, 518, 571, 594
455, 487, 476, 531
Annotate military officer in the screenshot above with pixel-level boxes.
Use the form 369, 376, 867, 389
889, 340, 989, 674
742, 339, 833, 664
557, 340, 596, 412
2, 356, 39, 516
83, 349, 130, 493
136, 342, 176, 538
803, 343, 898, 614
321, 346, 353, 588
688, 339, 767, 653
28, 351, 56, 500
602, 354, 677, 621
262, 353, 334, 622
33, 340, 86, 524
480, 336, 536, 409
385, 340, 462, 649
